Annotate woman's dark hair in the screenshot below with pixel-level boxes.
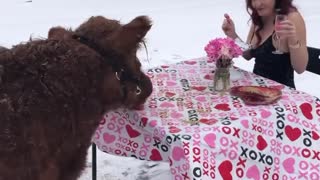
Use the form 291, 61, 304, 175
246, 0, 297, 46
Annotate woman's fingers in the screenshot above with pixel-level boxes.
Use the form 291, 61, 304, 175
222, 13, 237, 38
222, 13, 233, 29
276, 29, 296, 38
277, 31, 296, 38
222, 19, 231, 31
222, 19, 228, 26
276, 20, 296, 37
224, 13, 231, 23
277, 20, 295, 30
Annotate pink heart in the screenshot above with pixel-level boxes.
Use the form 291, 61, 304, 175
260, 109, 271, 119
283, 158, 295, 173
282, 95, 290, 100
149, 120, 157, 127
204, 74, 214, 80
204, 133, 216, 148
103, 133, 116, 144
246, 165, 260, 180
241, 120, 249, 129
166, 81, 177, 86
172, 147, 185, 161
160, 102, 175, 108
169, 126, 181, 133
171, 111, 183, 118
158, 74, 169, 79
184, 60, 197, 65
195, 96, 206, 102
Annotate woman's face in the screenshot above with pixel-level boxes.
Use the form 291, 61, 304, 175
251, 0, 276, 16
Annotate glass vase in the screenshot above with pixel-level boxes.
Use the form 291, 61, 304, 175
213, 64, 231, 92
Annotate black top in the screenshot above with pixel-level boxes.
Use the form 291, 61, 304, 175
306, 47, 320, 75
250, 34, 295, 88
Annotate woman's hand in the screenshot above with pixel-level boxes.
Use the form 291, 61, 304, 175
275, 19, 298, 44
222, 13, 237, 39
276, 11, 308, 74
242, 49, 253, 60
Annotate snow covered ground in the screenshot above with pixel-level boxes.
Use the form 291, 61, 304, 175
1, 0, 319, 179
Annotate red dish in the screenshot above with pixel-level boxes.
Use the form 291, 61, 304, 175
230, 86, 282, 105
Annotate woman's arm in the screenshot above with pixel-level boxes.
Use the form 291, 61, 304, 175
277, 11, 308, 74
287, 12, 308, 74
241, 24, 255, 60
221, 14, 255, 60
246, 24, 255, 45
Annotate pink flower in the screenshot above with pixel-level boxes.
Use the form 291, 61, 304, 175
204, 37, 242, 62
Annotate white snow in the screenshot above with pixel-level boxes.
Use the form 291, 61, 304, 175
1, 0, 319, 179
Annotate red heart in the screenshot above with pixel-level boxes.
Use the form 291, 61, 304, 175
207, 59, 214, 63
125, 125, 141, 138
200, 118, 218, 125
165, 92, 176, 98
204, 74, 214, 80
184, 61, 197, 65
269, 85, 285, 90
218, 160, 233, 180
133, 104, 144, 110
285, 125, 301, 141
312, 131, 320, 140
150, 149, 162, 161
257, 135, 268, 151
192, 86, 206, 91
169, 126, 181, 133
299, 103, 313, 120
214, 104, 231, 111
141, 117, 148, 127
230, 116, 238, 120
161, 65, 169, 68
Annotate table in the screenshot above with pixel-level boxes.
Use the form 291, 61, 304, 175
93, 57, 320, 180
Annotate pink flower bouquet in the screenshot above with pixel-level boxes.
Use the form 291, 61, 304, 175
204, 37, 242, 92
204, 37, 242, 68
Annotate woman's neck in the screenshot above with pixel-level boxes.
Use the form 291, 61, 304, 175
261, 13, 276, 26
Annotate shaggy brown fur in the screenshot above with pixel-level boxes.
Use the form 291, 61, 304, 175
0, 16, 153, 180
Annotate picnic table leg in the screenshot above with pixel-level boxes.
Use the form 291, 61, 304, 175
92, 143, 97, 180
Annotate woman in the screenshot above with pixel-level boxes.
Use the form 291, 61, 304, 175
222, 0, 308, 88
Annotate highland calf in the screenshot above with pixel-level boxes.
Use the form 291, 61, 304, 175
0, 15, 153, 180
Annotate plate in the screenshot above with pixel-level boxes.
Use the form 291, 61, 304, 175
230, 86, 282, 105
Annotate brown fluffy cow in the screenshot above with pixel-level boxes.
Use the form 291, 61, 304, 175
0, 15, 153, 180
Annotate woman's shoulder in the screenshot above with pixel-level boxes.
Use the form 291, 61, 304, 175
286, 9, 306, 29
287, 9, 304, 21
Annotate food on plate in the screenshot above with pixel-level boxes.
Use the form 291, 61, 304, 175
230, 86, 282, 105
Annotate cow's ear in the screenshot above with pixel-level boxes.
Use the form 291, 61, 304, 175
48, 27, 73, 40
113, 16, 152, 52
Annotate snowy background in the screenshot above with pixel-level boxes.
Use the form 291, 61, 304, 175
1, 0, 319, 179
